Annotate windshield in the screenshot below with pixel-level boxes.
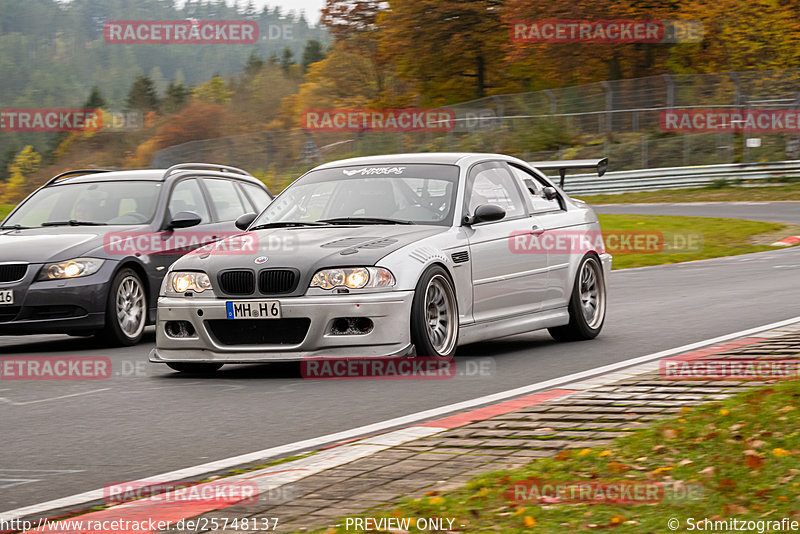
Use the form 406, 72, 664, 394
4, 181, 162, 227
252, 164, 460, 227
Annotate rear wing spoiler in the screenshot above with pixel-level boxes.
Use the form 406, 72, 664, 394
528, 158, 608, 188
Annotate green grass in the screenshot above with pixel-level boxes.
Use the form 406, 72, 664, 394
0, 204, 13, 220
308, 379, 800, 533
597, 214, 787, 269
578, 182, 800, 204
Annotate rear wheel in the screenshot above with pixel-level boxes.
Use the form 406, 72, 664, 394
410, 266, 458, 357
98, 268, 147, 346
548, 254, 606, 342
166, 363, 223, 374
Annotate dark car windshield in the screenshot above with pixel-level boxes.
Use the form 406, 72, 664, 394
252, 164, 460, 227
4, 180, 163, 227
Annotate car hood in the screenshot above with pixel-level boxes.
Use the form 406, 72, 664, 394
0, 226, 145, 263
175, 224, 447, 296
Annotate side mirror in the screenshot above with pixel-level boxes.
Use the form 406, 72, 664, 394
464, 204, 506, 225
235, 212, 257, 231
168, 211, 202, 230
543, 186, 558, 201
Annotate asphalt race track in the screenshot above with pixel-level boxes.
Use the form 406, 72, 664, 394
1, 202, 799, 512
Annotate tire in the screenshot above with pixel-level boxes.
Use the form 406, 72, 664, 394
410, 265, 459, 357
166, 363, 223, 374
548, 254, 606, 342
98, 268, 147, 346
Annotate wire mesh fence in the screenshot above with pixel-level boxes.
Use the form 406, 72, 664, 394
152, 68, 800, 185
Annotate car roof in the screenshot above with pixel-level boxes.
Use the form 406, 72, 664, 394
312, 152, 521, 170
45, 168, 267, 188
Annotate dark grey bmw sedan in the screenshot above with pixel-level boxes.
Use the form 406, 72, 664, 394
0, 164, 271, 345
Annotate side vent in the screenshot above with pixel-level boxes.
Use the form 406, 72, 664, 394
451, 251, 470, 264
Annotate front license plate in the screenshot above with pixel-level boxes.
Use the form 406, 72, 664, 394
226, 300, 281, 319
0, 290, 13, 305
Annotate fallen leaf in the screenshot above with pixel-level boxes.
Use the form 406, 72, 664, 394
700, 466, 715, 478
719, 478, 738, 490
773, 448, 792, 457
720, 409, 730, 416
663, 429, 678, 439
677, 459, 693, 467
778, 406, 795, 413
523, 516, 537, 527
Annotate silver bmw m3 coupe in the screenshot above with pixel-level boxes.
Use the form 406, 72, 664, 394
150, 153, 611, 373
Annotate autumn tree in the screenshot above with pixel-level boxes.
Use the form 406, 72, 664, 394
2, 146, 41, 203
193, 75, 232, 105
377, 0, 507, 103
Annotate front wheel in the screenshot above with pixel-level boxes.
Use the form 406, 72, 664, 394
410, 266, 459, 357
98, 268, 147, 346
166, 363, 223, 374
548, 254, 606, 342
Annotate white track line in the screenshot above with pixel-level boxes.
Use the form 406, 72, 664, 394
3, 315, 799, 523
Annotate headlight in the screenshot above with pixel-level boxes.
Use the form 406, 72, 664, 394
167, 271, 213, 294
38, 258, 105, 280
310, 267, 395, 290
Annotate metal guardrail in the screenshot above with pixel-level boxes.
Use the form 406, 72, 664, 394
539, 160, 800, 196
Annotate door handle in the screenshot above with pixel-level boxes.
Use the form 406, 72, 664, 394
529, 225, 545, 235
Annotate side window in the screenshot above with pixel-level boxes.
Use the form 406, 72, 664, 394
168, 179, 210, 223
509, 165, 562, 213
240, 183, 272, 212
467, 164, 526, 220
203, 179, 249, 221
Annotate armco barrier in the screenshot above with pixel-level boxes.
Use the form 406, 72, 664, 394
545, 160, 800, 195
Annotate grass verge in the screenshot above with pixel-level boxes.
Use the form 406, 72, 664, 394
597, 214, 788, 269
313, 379, 800, 533
578, 183, 800, 204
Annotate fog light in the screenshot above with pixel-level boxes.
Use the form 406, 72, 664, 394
329, 317, 374, 335
165, 321, 196, 338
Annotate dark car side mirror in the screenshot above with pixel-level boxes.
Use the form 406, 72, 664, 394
168, 211, 202, 230
235, 212, 257, 231
464, 204, 506, 225
543, 186, 559, 201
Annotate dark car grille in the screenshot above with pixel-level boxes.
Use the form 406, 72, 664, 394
218, 270, 255, 295
258, 269, 298, 294
207, 318, 310, 346
0, 264, 27, 283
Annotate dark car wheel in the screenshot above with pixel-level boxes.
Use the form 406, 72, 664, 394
166, 363, 223, 374
98, 268, 147, 346
410, 265, 458, 357
548, 254, 606, 342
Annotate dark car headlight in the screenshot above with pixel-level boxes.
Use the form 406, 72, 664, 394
37, 258, 105, 280
310, 267, 395, 290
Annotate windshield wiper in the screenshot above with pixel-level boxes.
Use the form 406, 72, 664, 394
41, 220, 108, 227
0, 224, 31, 230
318, 217, 414, 225
248, 221, 331, 231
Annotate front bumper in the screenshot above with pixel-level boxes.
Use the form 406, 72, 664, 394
0, 262, 115, 335
151, 291, 415, 363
